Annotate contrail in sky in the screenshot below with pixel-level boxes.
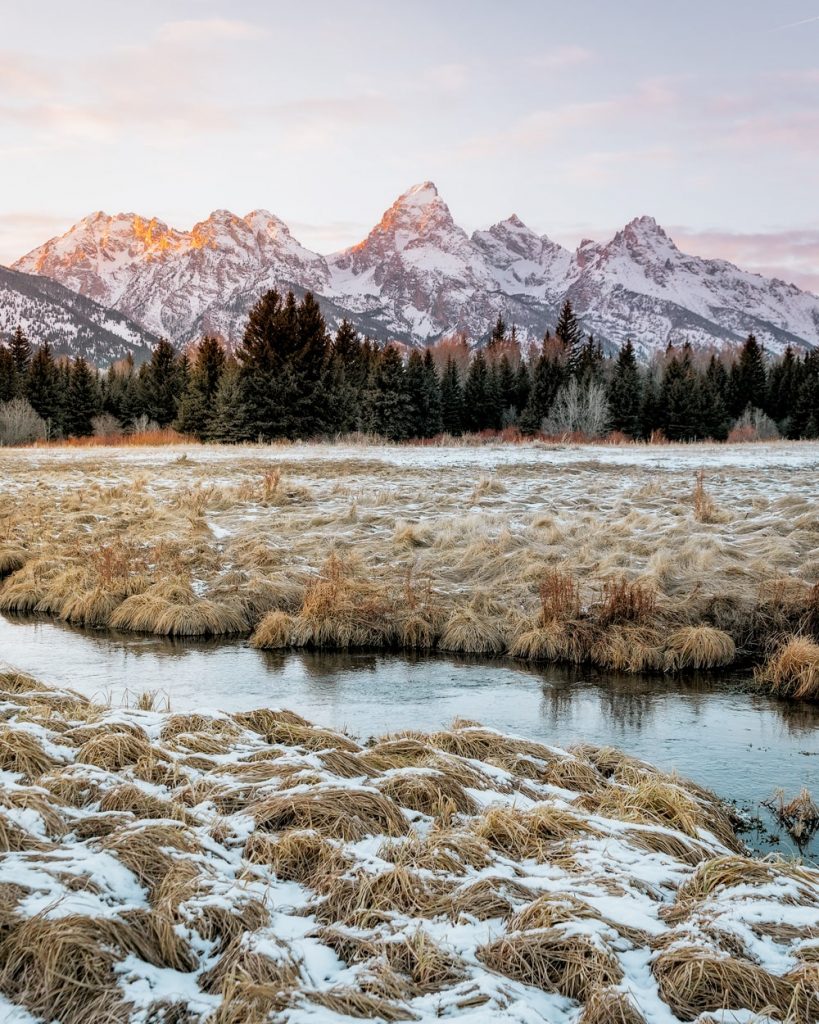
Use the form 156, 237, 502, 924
776, 13, 819, 28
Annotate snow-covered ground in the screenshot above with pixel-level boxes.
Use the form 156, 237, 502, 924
0, 672, 817, 1024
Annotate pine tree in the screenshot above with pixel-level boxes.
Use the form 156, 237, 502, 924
462, 351, 490, 432
488, 314, 506, 350
790, 351, 819, 439
405, 349, 427, 438
640, 372, 662, 439
8, 326, 32, 394
729, 334, 767, 417
331, 320, 368, 433
142, 339, 182, 427
422, 348, 443, 436
440, 357, 464, 435
65, 357, 100, 436
697, 372, 729, 441
207, 366, 245, 443
607, 339, 642, 436
26, 344, 61, 434
660, 345, 699, 440
176, 336, 226, 437
496, 354, 517, 424
293, 292, 331, 437
513, 361, 531, 415
766, 346, 798, 427
555, 299, 582, 362
371, 346, 413, 440
0, 344, 15, 403
570, 335, 604, 383
520, 339, 564, 433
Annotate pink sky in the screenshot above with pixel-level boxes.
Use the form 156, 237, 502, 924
1, 1, 818, 294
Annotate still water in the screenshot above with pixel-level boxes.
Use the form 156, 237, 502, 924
1, 613, 817, 860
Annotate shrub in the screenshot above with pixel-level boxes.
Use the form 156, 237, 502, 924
0, 398, 47, 445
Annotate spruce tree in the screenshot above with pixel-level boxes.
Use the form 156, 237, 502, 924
660, 345, 699, 440
208, 366, 245, 443
65, 357, 100, 436
607, 339, 642, 436
496, 354, 517, 423
697, 372, 729, 441
331, 320, 368, 433
9, 326, 32, 394
422, 348, 443, 436
555, 299, 582, 362
520, 337, 564, 433
405, 349, 427, 438
440, 357, 464, 435
0, 344, 15, 403
142, 339, 182, 427
176, 336, 226, 437
26, 344, 62, 435
462, 351, 490, 432
371, 346, 413, 441
766, 346, 798, 427
513, 361, 531, 414
729, 334, 767, 417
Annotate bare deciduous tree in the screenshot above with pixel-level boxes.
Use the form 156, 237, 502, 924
542, 378, 610, 438
0, 398, 48, 446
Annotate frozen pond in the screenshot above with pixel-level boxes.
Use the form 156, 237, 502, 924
1, 612, 817, 861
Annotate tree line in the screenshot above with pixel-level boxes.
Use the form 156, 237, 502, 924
1, 290, 818, 443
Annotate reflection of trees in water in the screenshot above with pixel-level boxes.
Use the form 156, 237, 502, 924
258, 649, 380, 680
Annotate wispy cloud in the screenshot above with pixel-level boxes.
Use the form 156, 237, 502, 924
526, 45, 593, 70
775, 13, 819, 29
155, 18, 267, 45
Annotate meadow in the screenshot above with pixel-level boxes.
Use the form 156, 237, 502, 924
1, 440, 818, 698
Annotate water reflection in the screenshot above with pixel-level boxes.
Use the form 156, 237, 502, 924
1, 612, 816, 860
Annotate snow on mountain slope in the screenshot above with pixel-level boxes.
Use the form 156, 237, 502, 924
562, 216, 819, 357
15, 209, 330, 347
13, 184, 819, 356
0, 265, 159, 364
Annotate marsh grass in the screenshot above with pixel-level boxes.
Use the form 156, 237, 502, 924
2, 442, 819, 687
0, 673, 817, 1023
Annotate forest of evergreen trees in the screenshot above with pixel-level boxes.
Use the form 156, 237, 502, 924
1, 290, 818, 444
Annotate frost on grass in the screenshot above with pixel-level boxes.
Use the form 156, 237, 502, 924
1, 441, 819, 690
0, 670, 817, 1023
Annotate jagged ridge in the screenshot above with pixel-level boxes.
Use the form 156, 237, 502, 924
12, 184, 819, 357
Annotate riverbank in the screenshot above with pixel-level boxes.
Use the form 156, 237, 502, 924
0, 669, 817, 1023
0, 441, 818, 695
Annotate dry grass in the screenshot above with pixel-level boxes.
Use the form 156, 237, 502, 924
2, 441, 819, 685
478, 927, 623, 1001
756, 634, 819, 699
0, 673, 816, 1023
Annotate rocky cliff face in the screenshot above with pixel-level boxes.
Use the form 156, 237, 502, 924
13, 184, 819, 356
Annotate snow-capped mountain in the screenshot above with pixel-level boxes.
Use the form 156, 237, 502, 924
13, 183, 819, 357
0, 265, 159, 364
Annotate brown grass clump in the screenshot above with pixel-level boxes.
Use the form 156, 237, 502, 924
244, 829, 349, 891
378, 769, 477, 817
665, 625, 736, 670
437, 605, 508, 655
98, 783, 188, 823
0, 726, 59, 780
110, 580, 248, 636
250, 610, 295, 648
692, 469, 723, 523
664, 854, 818, 923
539, 569, 581, 621
590, 625, 666, 672
250, 786, 409, 841
99, 822, 202, 894
0, 671, 49, 695
76, 729, 153, 770
474, 804, 595, 860
315, 865, 449, 928
290, 555, 394, 649
0, 546, 26, 577
305, 987, 416, 1022
478, 927, 623, 1001
755, 634, 819, 699
381, 929, 466, 994
0, 911, 194, 1024
232, 706, 310, 736
595, 575, 657, 626
652, 945, 794, 1021
766, 787, 819, 846
446, 876, 536, 921
578, 986, 647, 1024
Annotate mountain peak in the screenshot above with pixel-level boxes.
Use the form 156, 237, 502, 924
397, 181, 440, 206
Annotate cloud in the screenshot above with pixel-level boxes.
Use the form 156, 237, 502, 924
671, 227, 819, 294
155, 18, 267, 45
526, 45, 593, 71
420, 63, 470, 94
